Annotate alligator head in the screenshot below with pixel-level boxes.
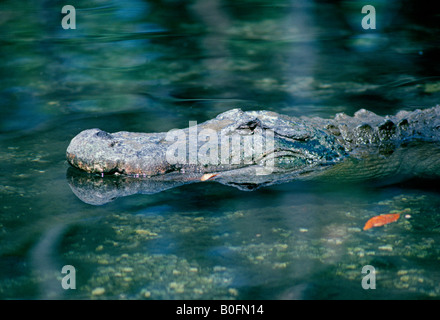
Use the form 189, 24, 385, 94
66, 109, 347, 179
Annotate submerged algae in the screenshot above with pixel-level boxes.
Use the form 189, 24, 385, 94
47, 193, 440, 299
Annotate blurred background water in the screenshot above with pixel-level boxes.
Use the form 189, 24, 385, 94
0, 0, 439, 299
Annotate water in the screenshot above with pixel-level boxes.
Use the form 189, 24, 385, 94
1, 0, 440, 299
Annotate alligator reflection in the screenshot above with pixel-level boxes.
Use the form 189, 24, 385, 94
66, 165, 301, 205
66, 167, 189, 205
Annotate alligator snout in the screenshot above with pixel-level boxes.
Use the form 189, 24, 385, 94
66, 128, 172, 175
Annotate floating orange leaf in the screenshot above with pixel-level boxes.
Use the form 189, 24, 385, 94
363, 211, 403, 230
200, 173, 218, 181
363, 214, 399, 230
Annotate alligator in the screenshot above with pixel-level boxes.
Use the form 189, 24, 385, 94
66, 106, 440, 204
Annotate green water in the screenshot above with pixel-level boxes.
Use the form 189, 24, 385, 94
1, 0, 440, 299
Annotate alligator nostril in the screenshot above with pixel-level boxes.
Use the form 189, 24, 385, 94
95, 130, 113, 140
237, 119, 262, 131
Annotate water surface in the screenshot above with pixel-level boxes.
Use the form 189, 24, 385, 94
1, 0, 440, 299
